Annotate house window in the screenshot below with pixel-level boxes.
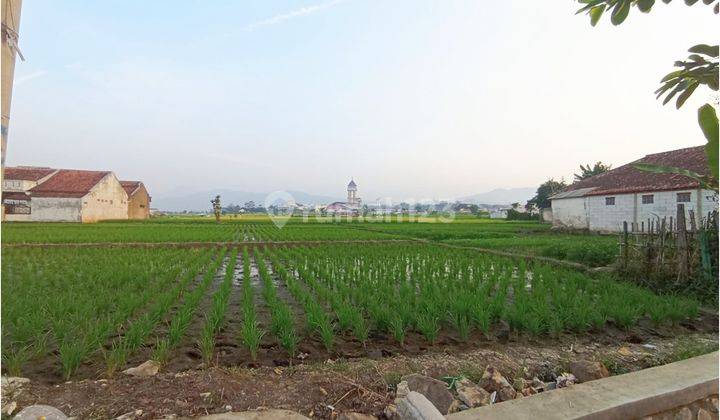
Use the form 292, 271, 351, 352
605, 197, 615, 205
677, 192, 691, 203
642, 194, 654, 204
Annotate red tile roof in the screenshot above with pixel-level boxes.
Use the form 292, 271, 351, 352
120, 181, 142, 196
563, 146, 710, 197
4, 166, 56, 181
29, 169, 111, 198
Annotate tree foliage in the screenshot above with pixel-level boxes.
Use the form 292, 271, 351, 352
577, 0, 719, 190
527, 179, 567, 210
577, 0, 718, 27
574, 161, 612, 181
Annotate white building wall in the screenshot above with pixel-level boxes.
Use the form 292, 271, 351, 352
81, 174, 129, 222
586, 189, 717, 232
3, 179, 37, 192
551, 197, 587, 229
31, 197, 82, 222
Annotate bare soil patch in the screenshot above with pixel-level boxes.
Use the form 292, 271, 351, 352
8, 328, 717, 419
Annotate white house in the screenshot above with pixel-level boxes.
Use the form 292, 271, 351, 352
2, 167, 59, 221
28, 169, 129, 222
551, 146, 717, 232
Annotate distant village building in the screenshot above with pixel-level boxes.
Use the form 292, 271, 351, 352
324, 179, 362, 216
1, 166, 151, 222
121, 181, 151, 219
2, 166, 58, 221
550, 146, 716, 232
29, 169, 129, 222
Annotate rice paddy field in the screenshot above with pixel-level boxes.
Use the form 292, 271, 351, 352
1, 216, 710, 382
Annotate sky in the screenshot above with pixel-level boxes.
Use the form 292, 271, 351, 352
6, 0, 718, 203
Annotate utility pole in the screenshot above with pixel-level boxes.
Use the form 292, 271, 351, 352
1, 0, 23, 219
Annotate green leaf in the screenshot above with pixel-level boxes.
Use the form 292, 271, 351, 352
698, 104, 719, 181
684, 0, 700, 5
675, 81, 699, 108
661, 83, 686, 105
637, 0, 656, 12
611, 0, 631, 24
590, 5, 606, 25
688, 44, 719, 58
660, 69, 683, 83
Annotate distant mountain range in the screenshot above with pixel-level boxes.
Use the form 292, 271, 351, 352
456, 187, 536, 205
153, 189, 342, 212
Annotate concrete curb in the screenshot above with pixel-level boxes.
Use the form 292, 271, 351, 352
447, 352, 718, 420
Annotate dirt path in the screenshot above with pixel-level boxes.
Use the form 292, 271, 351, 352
8, 330, 717, 419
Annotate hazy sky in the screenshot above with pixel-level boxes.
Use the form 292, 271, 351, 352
7, 1, 717, 202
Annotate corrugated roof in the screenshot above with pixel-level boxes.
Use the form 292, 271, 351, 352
557, 146, 710, 198
4, 167, 56, 181
29, 169, 111, 198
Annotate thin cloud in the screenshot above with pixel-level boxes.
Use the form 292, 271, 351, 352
15, 70, 47, 86
245, 0, 346, 31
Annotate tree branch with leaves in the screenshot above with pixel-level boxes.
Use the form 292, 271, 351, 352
577, 0, 719, 190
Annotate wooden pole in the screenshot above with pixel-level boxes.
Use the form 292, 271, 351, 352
676, 204, 688, 282
622, 221, 629, 269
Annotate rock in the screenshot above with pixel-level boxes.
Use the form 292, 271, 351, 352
496, 386, 517, 402
531, 377, 546, 392
122, 360, 160, 377
697, 408, 712, 420
710, 397, 719, 413
1, 376, 30, 397
456, 381, 490, 408
395, 392, 444, 420
2, 401, 17, 415
555, 373, 576, 389
674, 407, 692, 420
479, 367, 511, 393
617, 346, 633, 356
400, 374, 454, 414
115, 410, 143, 420
568, 360, 609, 383
384, 404, 399, 420
545, 382, 557, 391
521, 387, 538, 397
14, 405, 68, 420
338, 412, 377, 420
198, 409, 310, 419
396, 380, 410, 398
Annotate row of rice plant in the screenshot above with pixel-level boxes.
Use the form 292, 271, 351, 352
271, 244, 700, 345
239, 247, 265, 360
254, 248, 301, 357
104, 247, 216, 376
1, 247, 202, 379
151, 247, 228, 365
197, 247, 239, 363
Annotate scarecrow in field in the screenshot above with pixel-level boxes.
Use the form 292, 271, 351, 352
211, 195, 222, 223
